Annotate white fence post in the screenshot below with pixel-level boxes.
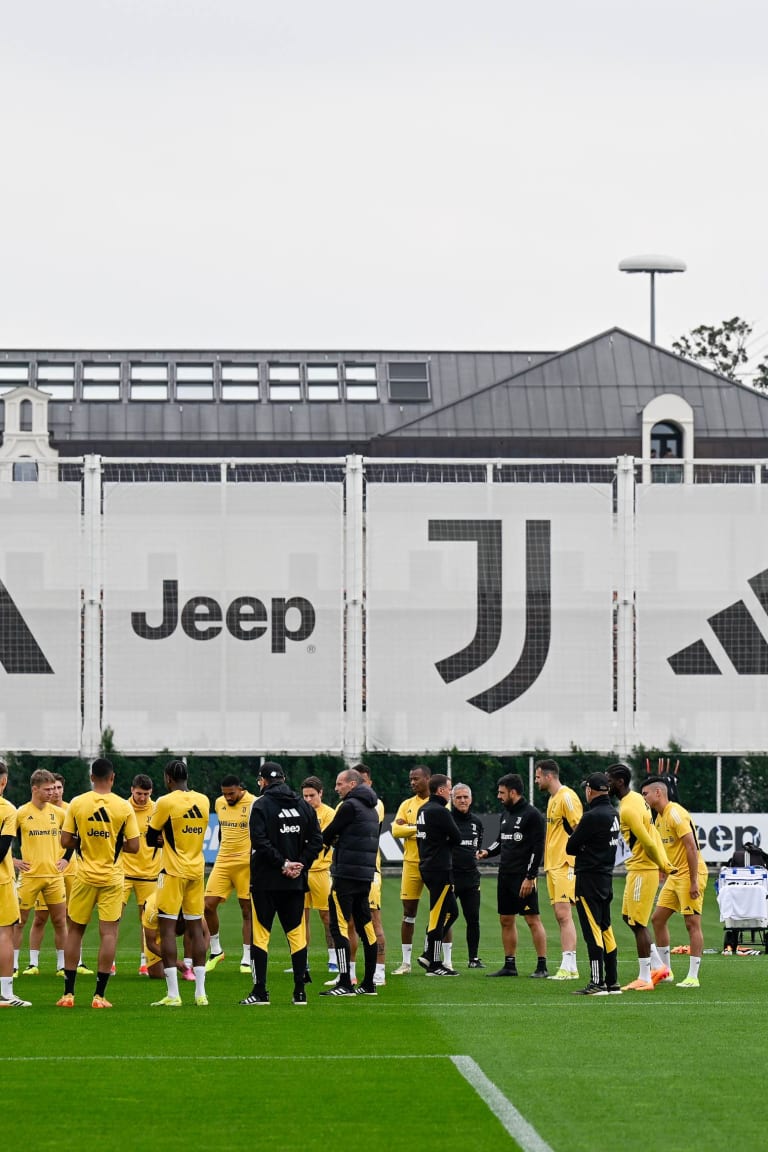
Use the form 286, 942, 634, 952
81, 454, 103, 758
615, 456, 636, 759
343, 454, 365, 763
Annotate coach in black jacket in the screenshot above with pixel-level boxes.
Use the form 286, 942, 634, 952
242, 762, 322, 1006
451, 783, 485, 968
320, 768, 380, 997
479, 773, 548, 978
565, 772, 621, 996
416, 774, 462, 976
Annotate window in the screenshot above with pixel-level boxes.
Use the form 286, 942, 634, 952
175, 365, 214, 400
13, 459, 38, 482
19, 399, 33, 431
651, 421, 683, 483
268, 363, 301, 402
344, 363, 378, 402
83, 364, 121, 400
37, 364, 74, 400
387, 361, 430, 402
0, 364, 30, 393
130, 364, 168, 401
221, 365, 260, 401
307, 364, 340, 401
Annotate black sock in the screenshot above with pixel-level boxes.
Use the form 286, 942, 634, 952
505, 956, 517, 968
95, 971, 110, 997
64, 968, 77, 995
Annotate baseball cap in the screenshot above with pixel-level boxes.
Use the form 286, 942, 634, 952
582, 772, 610, 793
259, 761, 285, 781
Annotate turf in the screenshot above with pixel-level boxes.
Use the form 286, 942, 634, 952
2, 877, 763, 1152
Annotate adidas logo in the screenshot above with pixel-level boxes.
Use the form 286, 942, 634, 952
88, 807, 110, 824
278, 807, 300, 819
669, 567, 768, 675
183, 805, 205, 820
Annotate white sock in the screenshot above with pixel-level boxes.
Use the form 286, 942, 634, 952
650, 943, 662, 967
402, 944, 412, 964
193, 965, 206, 997
140, 952, 147, 965
13, 950, 19, 969
688, 956, 701, 979
210, 934, 221, 954
563, 950, 578, 972
349, 962, 357, 981
442, 942, 453, 967
56, 949, 65, 970
183, 957, 193, 970
29, 949, 40, 966
639, 957, 652, 982
241, 946, 250, 964
1, 977, 13, 998
658, 946, 671, 969
328, 948, 336, 966
164, 967, 180, 998
375, 962, 386, 979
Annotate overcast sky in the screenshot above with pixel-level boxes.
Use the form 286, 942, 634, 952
1, 1, 766, 374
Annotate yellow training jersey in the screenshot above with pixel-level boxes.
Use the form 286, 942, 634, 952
0, 797, 17, 885
655, 801, 706, 878
126, 796, 161, 879
215, 791, 255, 862
619, 791, 672, 873
149, 790, 210, 880
310, 802, 336, 872
392, 794, 429, 864
63, 791, 140, 886
544, 786, 583, 872
15, 801, 65, 877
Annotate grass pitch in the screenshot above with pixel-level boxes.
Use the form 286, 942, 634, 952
2, 877, 762, 1152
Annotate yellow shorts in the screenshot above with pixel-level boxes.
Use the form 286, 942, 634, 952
400, 859, 424, 902
0, 880, 20, 927
18, 874, 66, 911
546, 865, 576, 905
369, 873, 382, 911
157, 871, 205, 919
123, 877, 158, 907
622, 869, 660, 927
656, 868, 708, 916
304, 868, 331, 911
67, 876, 124, 924
205, 858, 250, 902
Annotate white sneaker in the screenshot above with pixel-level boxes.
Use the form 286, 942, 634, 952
372, 972, 386, 986
392, 963, 411, 975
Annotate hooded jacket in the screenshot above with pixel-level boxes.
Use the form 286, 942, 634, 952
451, 807, 484, 886
323, 783, 380, 884
249, 781, 322, 891
565, 793, 620, 876
416, 793, 462, 876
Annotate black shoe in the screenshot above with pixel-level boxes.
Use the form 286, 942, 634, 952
425, 964, 459, 976
319, 984, 356, 997
355, 984, 377, 996
571, 982, 609, 996
292, 988, 308, 1005
529, 969, 550, 979
416, 953, 431, 971
487, 965, 518, 977
467, 958, 486, 969
607, 983, 622, 995
240, 988, 270, 1005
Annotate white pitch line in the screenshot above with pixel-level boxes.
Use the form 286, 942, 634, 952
451, 1055, 555, 1152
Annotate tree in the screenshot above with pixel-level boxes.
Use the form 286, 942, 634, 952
672, 316, 768, 390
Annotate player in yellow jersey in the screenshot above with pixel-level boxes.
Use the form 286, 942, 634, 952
607, 765, 675, 990
58, 758, 140, 1008
205, 776, 255, 974
142, 892, 211, 979
0, 762, 30, 1007
146, 758, 210, 1007
535, 759, 582, 979
13, 769, 70, 976
391, 765, 431, 974
122, 774, 161, 975
300, 776, 337, 977
641, 776, 708, 988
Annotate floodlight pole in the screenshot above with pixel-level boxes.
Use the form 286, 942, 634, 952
618, 255, 687, 345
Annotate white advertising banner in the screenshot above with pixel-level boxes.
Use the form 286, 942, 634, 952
0, 483, 81, 750
636, 486, 768, 751
692, 812, 768, 864
366, 484, 615, 751
103, 483, 343, 752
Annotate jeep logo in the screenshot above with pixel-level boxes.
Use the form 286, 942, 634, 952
131, 579, 315, 652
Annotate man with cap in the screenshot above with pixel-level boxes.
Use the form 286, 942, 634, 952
606, 764, 675, 991
565, 773, 621, 996
241, 762, 321, 1006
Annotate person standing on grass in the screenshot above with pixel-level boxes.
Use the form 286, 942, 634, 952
641, 775, 708, 989
450, 783, 485, 969
319, 768, 380, 998
606, 765, 675, 991
391, 765, 432, 974
146, 759, 210, 1008
58, 757, 140, 1009
479, 774, 548, 979
122, 773, 161, 977
0, 762, 30, 1007
242, 762, 322, 1007
13, 769, 71, 977
565, 773, 621, 996
204, 776, 256, 976
415, 774, 462, 976
534, 759, 582, 980
300, 776, 338, 978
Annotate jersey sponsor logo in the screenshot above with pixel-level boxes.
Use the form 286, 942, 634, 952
279, 823, 301, 834
182, 825, 204, 834
428, 519, 551, 713
0, 579, 54, 674
131, 579, 315, 652
668, 566, 768, 675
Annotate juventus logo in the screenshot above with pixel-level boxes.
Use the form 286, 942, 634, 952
429, 519, 551, 713
0, 579, 53, 674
